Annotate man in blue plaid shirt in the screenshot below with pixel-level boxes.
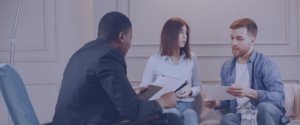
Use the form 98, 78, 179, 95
203, 18, 290, 125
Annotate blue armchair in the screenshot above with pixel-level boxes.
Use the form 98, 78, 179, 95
0, 63, 41, 125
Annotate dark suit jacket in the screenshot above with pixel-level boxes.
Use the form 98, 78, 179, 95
53, 38, 162, 125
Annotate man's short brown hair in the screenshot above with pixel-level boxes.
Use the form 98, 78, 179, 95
230, 18, 258, 37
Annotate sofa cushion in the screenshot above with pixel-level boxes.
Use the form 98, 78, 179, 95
287, 120, 300, 125
192, 86, 226, 125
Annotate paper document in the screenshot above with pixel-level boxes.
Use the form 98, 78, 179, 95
148, 76, 187, 101
204, 85, 235, 100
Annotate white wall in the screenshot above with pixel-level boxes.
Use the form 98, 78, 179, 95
94, 0, 300, 86
0, 0, 299, 124
0, 0, 94, 124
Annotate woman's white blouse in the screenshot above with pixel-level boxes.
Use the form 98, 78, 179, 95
140, 52, 202, 102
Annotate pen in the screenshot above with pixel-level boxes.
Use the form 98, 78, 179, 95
174, 82, 189, 93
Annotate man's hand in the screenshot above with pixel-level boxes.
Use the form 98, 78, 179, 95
176, 88, 192, 99
226, 84, 258, 101
203, 98, 220, 109
156, 92, 177, 109
226, 84, 250, 98
134, 86, 148, 96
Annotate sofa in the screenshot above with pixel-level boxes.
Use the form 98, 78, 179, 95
192, 84, 300, 125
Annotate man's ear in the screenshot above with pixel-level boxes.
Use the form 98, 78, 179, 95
251, 37, 256, 46
118, 32, 125, 43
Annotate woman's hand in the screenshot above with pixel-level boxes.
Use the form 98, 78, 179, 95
176, 88, 192, 99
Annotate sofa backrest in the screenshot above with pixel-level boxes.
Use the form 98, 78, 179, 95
284, 84, 300, 120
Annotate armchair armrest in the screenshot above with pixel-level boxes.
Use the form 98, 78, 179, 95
112, 115, 159, 125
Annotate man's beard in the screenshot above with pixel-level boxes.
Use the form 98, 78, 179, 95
232, 46, 250, 57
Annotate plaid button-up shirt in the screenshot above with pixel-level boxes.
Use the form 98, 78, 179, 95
214, 50, 290, 124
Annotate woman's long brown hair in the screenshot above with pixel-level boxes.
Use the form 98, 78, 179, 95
159, 18, 191, 60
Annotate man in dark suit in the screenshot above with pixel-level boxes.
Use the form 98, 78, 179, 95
52, 12, 184, 125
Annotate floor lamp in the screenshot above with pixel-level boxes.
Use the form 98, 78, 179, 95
10, 0, 22, 67
9, 0, 22, 124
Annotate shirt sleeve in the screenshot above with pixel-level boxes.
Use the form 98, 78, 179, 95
255, 59, 285, 108
97, 49, 162, 121
140, 57, 155, 87
190, 53, 202, 97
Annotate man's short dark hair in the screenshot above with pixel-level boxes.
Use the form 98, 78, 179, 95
98, 12, 132, 42
230, 18, 258, 37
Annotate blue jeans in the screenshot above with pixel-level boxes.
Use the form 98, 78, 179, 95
163, 101, 199, 125
220, 102, 282, 125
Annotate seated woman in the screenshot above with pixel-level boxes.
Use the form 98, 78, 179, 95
140, 18, 202, 125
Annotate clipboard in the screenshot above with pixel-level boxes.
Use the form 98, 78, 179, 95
139, 85, 163, 100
